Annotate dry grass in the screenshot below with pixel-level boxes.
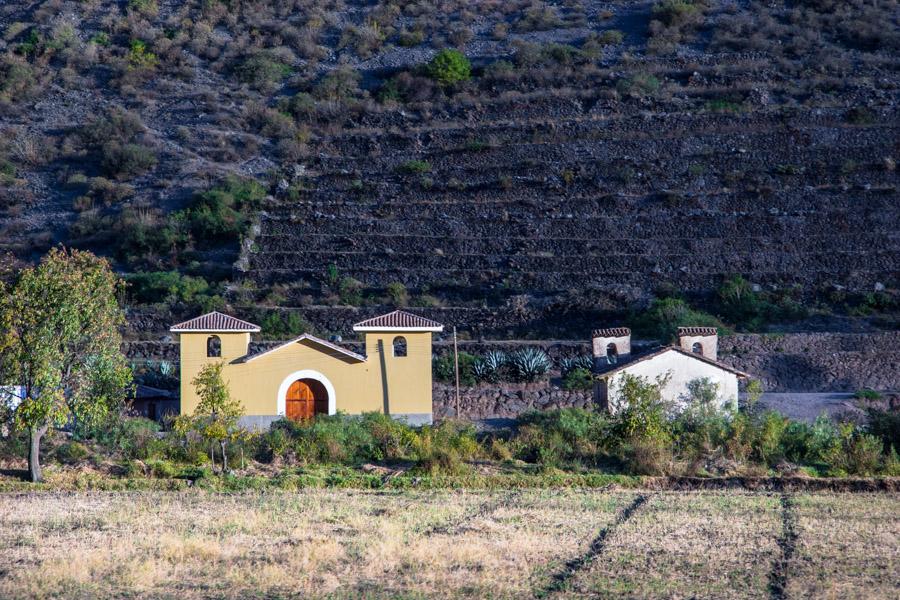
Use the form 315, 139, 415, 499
0, 490, 896, 599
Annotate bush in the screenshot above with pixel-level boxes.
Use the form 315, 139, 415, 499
632, 297, 723, 342
562, 368, 594, 391
513, 408, 611, 466
411, 420, 480, 475
854, 388, 882, 401
55, 441, 90, 465
260, 312, 310, 339
652, 0, 703, 27
397, 160, 431, 174
101, 142, 157, 179
426, 49, 471, 85
867, 408, 900, 454
126, 271, 219, 307
433, 352, 477, 386
823, 424, 883, 476
181, 177, 266, 245
235, 52, 292, 90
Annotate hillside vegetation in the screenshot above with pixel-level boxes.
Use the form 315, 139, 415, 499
0, 0, 898, 338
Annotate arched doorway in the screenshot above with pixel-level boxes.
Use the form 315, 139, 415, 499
285, 378, 329, 421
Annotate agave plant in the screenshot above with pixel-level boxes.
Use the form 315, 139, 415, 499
472, 350, 507, 382
559, 354, 593, 375
510, 347, 552, 382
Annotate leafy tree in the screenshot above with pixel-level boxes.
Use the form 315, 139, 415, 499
0, 248, 131, 482
176, 362, 244, 473
427, 49, 471, 85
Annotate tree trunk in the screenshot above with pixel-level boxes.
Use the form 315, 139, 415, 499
210, 443, 215, 470
28, 425, 48, 483
220, 440, 228, 474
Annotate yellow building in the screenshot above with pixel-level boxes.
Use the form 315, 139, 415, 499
171, 310, 443, 429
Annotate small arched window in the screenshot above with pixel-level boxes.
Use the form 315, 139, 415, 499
692, 342, 703, 354
393, 336, 407, 357
606, 343, 618, 364
207, 335, 221, 358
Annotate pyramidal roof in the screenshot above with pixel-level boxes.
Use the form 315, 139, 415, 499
170, 311, 261, 333
352, 310, 444, 332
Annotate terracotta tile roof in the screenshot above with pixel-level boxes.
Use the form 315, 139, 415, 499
592, 327, 631, 338
170, 311, 261, 332
352, 310, 444, 332
594, 345, 750, 378
677, 326, 719, 336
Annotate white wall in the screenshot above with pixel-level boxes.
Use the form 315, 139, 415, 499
607, 350, 738, 412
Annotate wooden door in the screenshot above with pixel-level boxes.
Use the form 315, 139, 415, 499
286, 380, 315, 421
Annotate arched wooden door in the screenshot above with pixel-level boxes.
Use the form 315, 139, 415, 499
285, 379, 328, 421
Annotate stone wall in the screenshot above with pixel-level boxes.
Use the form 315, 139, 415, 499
719, 332, 900, 393
432, 383, 594, 420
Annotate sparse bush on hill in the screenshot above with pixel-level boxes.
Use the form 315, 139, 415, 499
427, 48, 471, 85
235, 52, 292, 91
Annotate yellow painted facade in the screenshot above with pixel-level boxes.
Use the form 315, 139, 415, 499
174, 312, 439, 427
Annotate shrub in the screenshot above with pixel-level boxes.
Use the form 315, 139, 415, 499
313, 66, 361, 101
513, 409, 610, 466
385, 282, 409, 306
866, 408, 900, 454
235, 52, 292, 90
101, 142, 157, 179
753, 411, 790, 465
823, 424, 883, 476
854, 388, 882, 401
127, 39, 158, 69
433, 352, 477, 386
632, 297, 723, 342
427, 49, 471, 85
260, 311, 310, 339
652, 0, 703, 27
411, 420, 480, 474
616, 73, 661, 98
55, 441, 90, 464
562, 367, 594, 391
181, 177, 266, 246
147, 458, 177, 478
126, 271, 220, 309
397, 160, 431, 174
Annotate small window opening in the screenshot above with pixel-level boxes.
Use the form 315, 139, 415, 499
692, 342, 703, 354
606, 343, 618, 364
207, 335, 221, 358
393, 336, 407, 357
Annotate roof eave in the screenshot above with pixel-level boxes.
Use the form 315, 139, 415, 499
352, 325, 444, 333
169, 328, 260, 333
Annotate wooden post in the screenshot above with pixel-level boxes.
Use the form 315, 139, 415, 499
453, 326, 460, 419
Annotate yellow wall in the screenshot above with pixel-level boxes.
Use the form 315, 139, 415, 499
178, 331, 434, 418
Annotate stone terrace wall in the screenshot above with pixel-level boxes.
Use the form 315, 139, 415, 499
719, 332, 900, 393
432, 383, 593, 420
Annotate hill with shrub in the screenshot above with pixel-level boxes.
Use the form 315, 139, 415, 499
0, 0, 898, 338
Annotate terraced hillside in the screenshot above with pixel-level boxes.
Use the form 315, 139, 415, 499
0, 0, 897, 338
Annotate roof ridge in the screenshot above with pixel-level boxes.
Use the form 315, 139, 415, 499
170, 311, 261, 332
352, 310, 444, 332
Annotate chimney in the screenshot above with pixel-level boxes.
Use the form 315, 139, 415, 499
592, 327, 631, 369
678, 327, 718, 361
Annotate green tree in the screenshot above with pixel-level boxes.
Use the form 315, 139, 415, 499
0, 248, 131, 482
177, 362, 244, 473
427, 49, 471, 85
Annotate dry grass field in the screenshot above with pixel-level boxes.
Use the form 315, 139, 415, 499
0, 489, 897, 599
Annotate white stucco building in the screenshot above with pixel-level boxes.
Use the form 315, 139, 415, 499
592, 327, 749, 412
